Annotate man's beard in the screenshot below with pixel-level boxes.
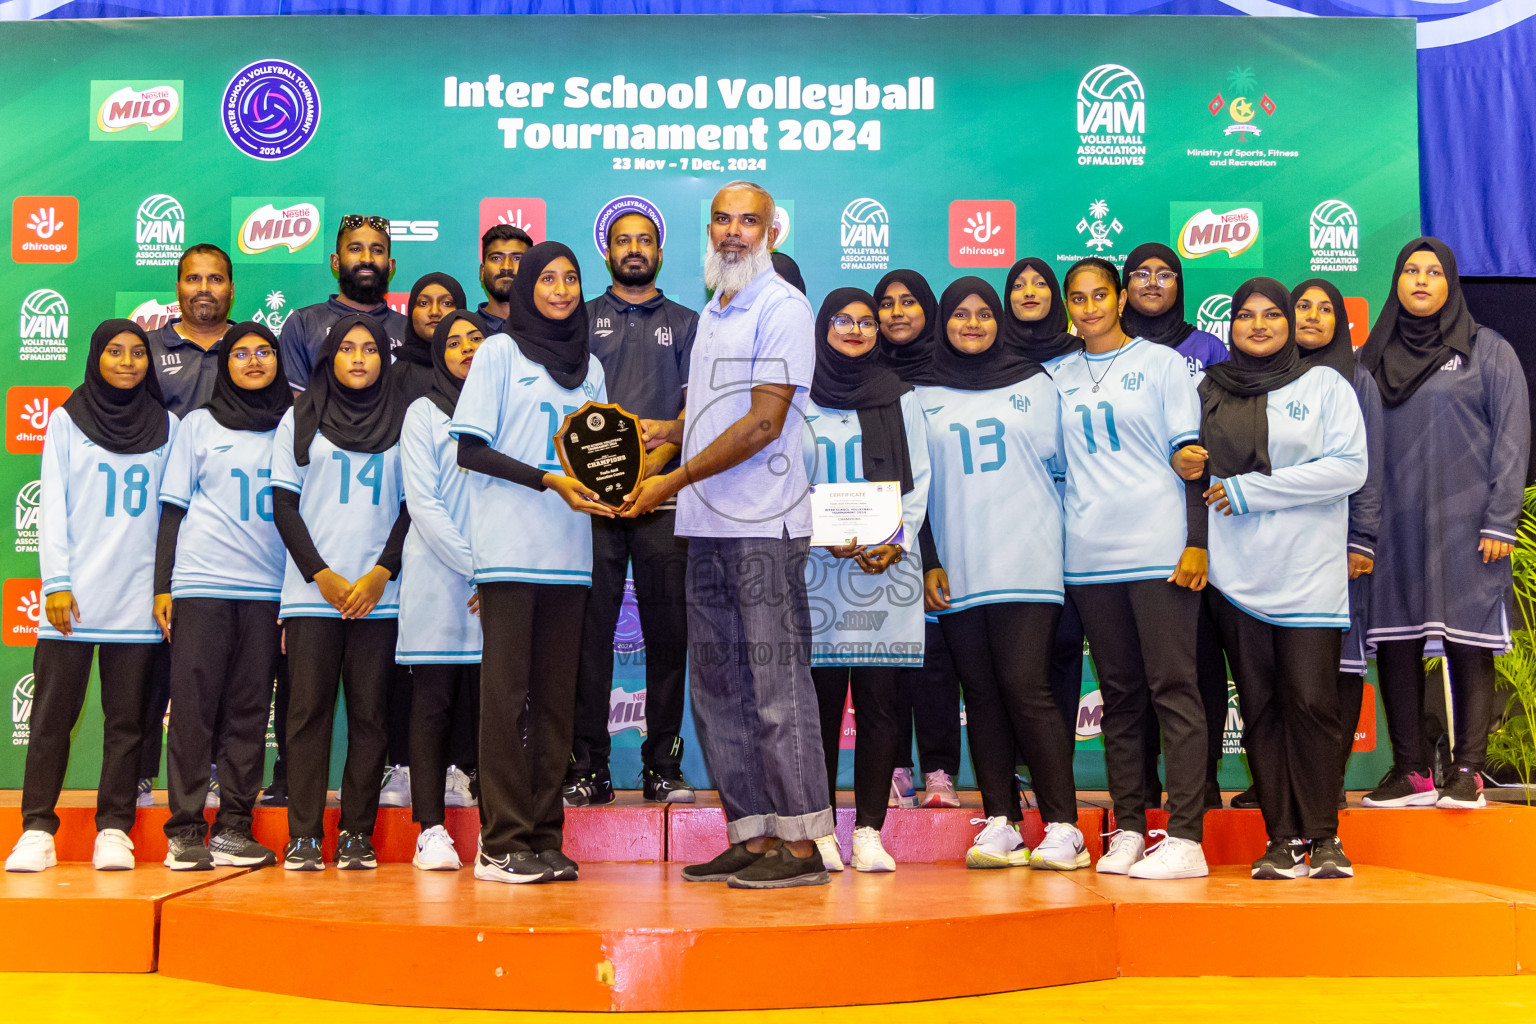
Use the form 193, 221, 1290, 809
704, 239, 772, 296
481, 267, 514, 302
182, 292, 229, 327
339, 261, 388, 305
610, 252, 658, 289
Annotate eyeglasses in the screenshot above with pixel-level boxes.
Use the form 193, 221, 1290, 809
829, 314, 879, 335
230, 347, 276, 363
339, 214, 390, 235
1128, 269, 1178, 286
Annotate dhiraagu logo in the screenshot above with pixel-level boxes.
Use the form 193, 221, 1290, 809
90, 81, 183, 141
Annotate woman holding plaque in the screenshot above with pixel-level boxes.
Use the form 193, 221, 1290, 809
1360, 239, 1529, 810
451, 241, 611, 885
397, 310, 487, 871
269, 315, 410, 872
803, 287, 931, 874
874, 269, 963, 811
919, 277, 1087, 873
1192, 278, 1365, 880
1051, 257, 1210, 880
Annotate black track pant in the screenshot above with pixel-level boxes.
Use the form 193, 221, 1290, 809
136, 642, 172, 780
572, 511, 690, 776
284, 617, 395, 838
385, 663, 414, 767
22, 639, 158, 834
1071, 581, 1206, 840
1337, 670, 1365, 788
164, 599, 281, 837
1376, 638, 1496, 773
1050, 592, 1086, 735
894, 618, 962, 777
812, 665, 904, 830
268, 654, 289, 790
478, 582, 587, 858
410, 663, 481, 828
1209, 589, 1341, 841
1195, 594, 1230, 789
939, 602, 1076, 824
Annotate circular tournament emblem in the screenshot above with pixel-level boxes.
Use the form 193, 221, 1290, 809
593, 195, 666, 258
223, 59, 322, 161
587, 412, 606, 431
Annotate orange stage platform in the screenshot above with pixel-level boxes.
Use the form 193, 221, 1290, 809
3, 794, 1535, 1010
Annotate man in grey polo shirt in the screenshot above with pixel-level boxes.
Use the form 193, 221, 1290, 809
622, 181, 831, 889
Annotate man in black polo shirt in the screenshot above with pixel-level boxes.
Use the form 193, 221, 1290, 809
278, 214, 408, 391
565, 205, 699, 806
146, 243, 234, 415
476, 223, 532, 334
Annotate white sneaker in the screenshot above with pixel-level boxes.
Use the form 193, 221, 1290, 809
966, 816, 1030, 868
6, 830, 57, 872
1031, 821, 1089, 871
93, 829, 136, 871
1128, 833, 1209, 879
378, 765, 411, 808
851, 826, 895, 872
889, 768, 918, 809
921, 770, 962, 808
204, 764, 221, 810
444, 766, 477, 808
814, 834, 844, 872
413, 825, 461, 871
1095, 830, 1146, 875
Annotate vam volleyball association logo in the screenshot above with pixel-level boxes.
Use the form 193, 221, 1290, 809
12, 673, 33, 744
14, 480, 40, 554
1197, 294, 1233, 346
18, 289, 69, 362
1309, 200, 1360, 272
1076, 63, 1146, 166
839, 198, 889, 272
136, 194, 185, 268
223, 60, 321, 161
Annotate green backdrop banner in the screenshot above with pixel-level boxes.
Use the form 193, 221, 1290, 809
0, 14, 1417, 790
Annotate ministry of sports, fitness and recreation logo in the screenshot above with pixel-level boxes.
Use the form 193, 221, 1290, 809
90, 81, 183, 141
222, 60, 321, 161
1075, 63, 1146, 167
1172, 203, 1264, 267
839, 198, 889, 272
1309, 200, 1360, 273
253, 290, 292, 335
1197, 294, 1233, 347
3, 579, 41, 649
12, 673, 33, 744
1207, 67, 1276, 144
1076, 199, 1123, 252
593, 195, 667, 260
135, 194, 185, 268
18, 289, 69, 362
231, 198, 325, 263
14, 480, 40, 555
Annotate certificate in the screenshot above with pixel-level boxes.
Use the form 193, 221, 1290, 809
809, 481, 904, 548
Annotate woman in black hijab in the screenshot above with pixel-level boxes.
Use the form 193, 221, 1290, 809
1358, 238, 1530, 811
269, 314, 412, 871
153, 322, 291, 870
9, 320, 175, 874
917, 278, 1086, 873
800, 287, 927, 873
771, 251, 806, 295
1289, 279, 1384, 807
392, 272, 467, 404
1120, 243, 1229, 374
450, 240, 612, 884
1197, 278, 1366, 881
1002, 257, 1081, 366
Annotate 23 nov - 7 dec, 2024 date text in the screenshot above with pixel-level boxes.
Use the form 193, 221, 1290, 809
613, 156, 770, 172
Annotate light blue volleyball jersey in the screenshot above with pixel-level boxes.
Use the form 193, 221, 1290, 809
397, 397, 481, 664
917, 374, 1065, 612
801, 390, 930, 666
269, 409, 405, 619
1053, 339, 1201, 584
1207, 366, 1367, 628
158, 409, 285, 601
449, 333, 607, 586
38, 407, 178, 643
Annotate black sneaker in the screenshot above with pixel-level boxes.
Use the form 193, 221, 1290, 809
642, 766, 696, 804
536, 848, 579, 881
1361, 765, 1437, 808
259, 779, 289, 808
1204, 779, 1224, 811
1436, 765, 1487, 809
727, 845, 831, 889
209, 828, 278, 868
562, 771, 595, 808
1230, 787, 1260, 809
1338, 786, 1349, 810
164, 829, 213, 871
474, 849, 553, 884
283, 836, 324, 872
1251, 838, 1309, 880
681, 842, 764, 882
335, 831, 377, 870
1308, 836, 1354, 879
